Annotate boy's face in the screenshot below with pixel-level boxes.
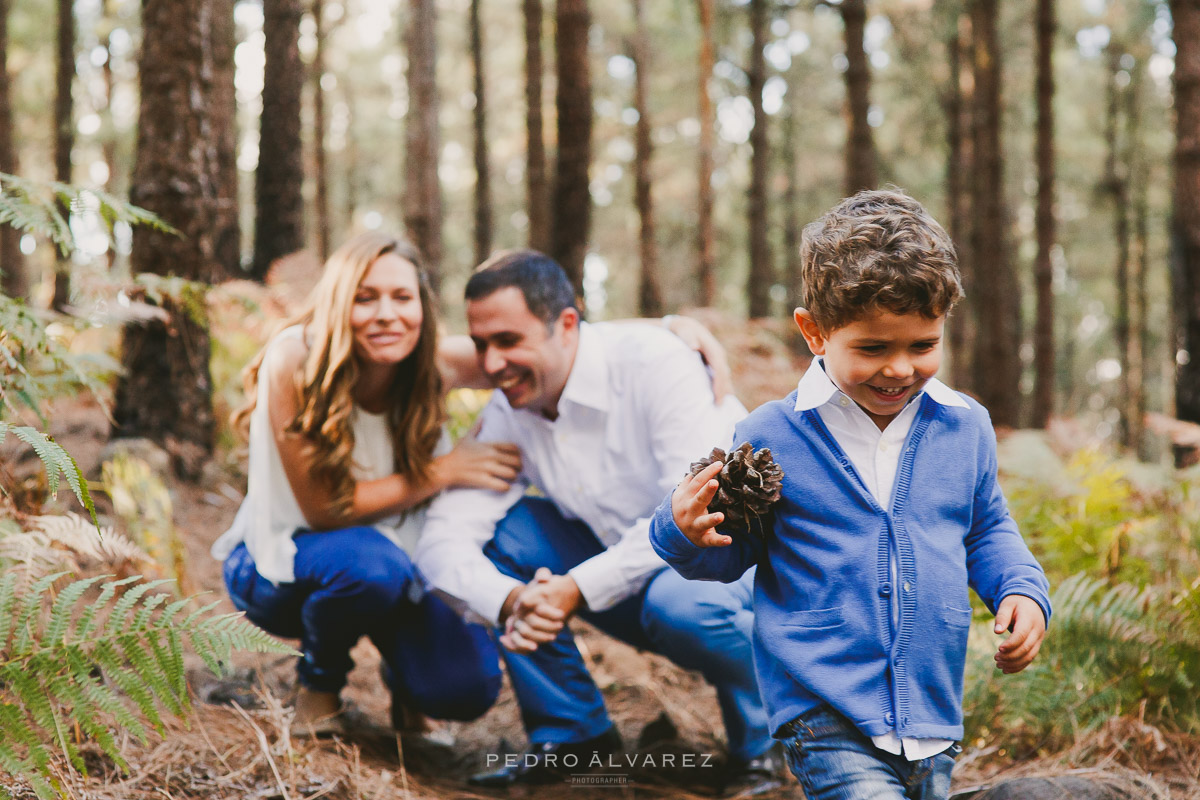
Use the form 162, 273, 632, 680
795, 307, 945, 430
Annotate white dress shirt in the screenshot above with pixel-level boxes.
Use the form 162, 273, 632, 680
415, 321, 746, 625
794, 358, 968, 761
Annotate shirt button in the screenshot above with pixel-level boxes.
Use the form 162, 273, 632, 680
879, 442, 888, 452
838, 396, 850, 407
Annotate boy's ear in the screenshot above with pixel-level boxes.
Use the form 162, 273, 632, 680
794, 308, 827, 356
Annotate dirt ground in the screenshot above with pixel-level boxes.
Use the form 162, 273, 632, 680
11, 312, 1200, 799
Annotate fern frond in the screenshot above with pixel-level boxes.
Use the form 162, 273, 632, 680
0, 573, 299, 791
0, 424, 98, 529
0, 572, 18, 647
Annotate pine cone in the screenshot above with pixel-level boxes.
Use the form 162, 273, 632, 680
688, 442, 784, 534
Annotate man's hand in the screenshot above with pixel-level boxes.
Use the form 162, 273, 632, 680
672, 460, 733, 548
664, 315, 733, 404
499, 568, 583, 654
993, 594, 1046, 674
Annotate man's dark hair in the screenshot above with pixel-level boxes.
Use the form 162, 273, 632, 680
465, 249, 579, 325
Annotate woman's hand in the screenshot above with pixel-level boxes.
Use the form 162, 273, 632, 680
663, 316, 733, 404
435, 431, 523, 492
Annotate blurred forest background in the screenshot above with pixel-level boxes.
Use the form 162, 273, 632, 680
4, 0, 1200, 797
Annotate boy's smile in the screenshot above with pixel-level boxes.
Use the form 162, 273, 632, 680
795, 308, 946, 430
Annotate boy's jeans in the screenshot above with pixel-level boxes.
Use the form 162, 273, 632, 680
779, 705, 960, 800
223, 527, 501, 721
483, 497, 772, 763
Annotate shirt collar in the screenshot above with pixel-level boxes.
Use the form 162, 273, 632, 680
557, 322, 610, 413
793, 357, 969, 412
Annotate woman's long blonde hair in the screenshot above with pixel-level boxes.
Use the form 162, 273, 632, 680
233, 232, 445, 521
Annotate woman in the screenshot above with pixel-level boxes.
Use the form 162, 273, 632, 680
211, 232, 520, 736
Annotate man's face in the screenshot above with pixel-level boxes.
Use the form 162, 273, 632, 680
796, 307, 945, 430
467, 287, 579, 419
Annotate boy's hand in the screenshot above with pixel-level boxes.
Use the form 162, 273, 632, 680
993, 594, 1046, 674
672, 460, 733, 548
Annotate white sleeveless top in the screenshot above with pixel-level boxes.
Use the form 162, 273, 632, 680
210, 325, 442, 584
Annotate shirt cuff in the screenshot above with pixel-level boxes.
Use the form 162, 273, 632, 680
569, 552, 636, 612
473, 572, 525, 626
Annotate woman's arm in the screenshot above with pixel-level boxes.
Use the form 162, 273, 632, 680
267, 341, 521, 530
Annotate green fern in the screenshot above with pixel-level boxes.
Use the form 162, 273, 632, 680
0, 422, 98, 529
0, 574, 299, 799
0, 172, 174, 256
964, 572, 1200, 754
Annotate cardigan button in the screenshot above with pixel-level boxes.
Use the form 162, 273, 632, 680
884, 713, 895, 725
879, 583, 892, 597
901, 715, 911, 726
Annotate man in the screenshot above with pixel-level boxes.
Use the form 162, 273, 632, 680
416, 250, 779, 792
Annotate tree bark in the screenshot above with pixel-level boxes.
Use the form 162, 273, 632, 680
551, 0, 591, 294
0, 0, 24, 299
115, 0, 218, 473
471, 0, 493, 265
1128, 58, 1150, 459
1031, 0, 1056, 429
746, 0, 772, 319
969, 0, 1021, 427
524, 0, 549, 253
631, 0, 661, 316
946, 11, 974, 392
312, 0, 330, 263
1171, 0, 1200, 446
52, 0, 75, 310
404, 0, 443, 288
251, 0, 305, 280
783, 94, 801, 318
695, 0, 716, 306
841, 0, 876, 194
212, 0, 240, 279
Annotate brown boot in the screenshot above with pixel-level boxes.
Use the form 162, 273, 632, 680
292, 688, 344, 738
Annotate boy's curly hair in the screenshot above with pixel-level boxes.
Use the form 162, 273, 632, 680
800, 188, 963, 331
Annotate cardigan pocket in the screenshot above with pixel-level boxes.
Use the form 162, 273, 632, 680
785, 606, 845, 630
940, 606, 973, 629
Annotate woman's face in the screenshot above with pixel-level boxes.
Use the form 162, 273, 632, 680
349, 252, 424, 367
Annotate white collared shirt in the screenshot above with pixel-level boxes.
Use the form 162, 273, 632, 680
793, 358, 968, 761
415, 321, 746, 625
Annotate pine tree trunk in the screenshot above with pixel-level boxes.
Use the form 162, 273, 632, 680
1171, 0, 1200, 460
695, 0, 716, 307
115, 0, 218, 475
0, 0, 24, 299
746, 0, 772, 319
404, 0, 443, 288
312, 0, 330, 263
946, 11, 974, 392
1031, 0, 1056, 429
524, 0, 549, 253
252, 0, 305, 280
783, 96, 801, 318
841, 0, 876, 194
343, 81, 359, 233
631, 0, 661, 317
471, 0, 492, 266
1104, 45, 1132, 448
969, 0, 1021, 428
212, 0, 240, 279
52, 0, 75, 310
551, 0, 591, 294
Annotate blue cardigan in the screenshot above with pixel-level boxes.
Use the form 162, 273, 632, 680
650, 390, 1051, 740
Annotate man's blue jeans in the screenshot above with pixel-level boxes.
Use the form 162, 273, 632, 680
224, 527, 501, 721
483, 497, 771, 762
779, 705, 960, 800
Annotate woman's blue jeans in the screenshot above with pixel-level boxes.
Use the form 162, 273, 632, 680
779, 705, 960, 800
223, 527, 501, 721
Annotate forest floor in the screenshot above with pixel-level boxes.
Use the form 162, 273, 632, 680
11, 309, 1200, 799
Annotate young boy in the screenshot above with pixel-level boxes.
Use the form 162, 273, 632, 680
650, 190, 1049, 800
